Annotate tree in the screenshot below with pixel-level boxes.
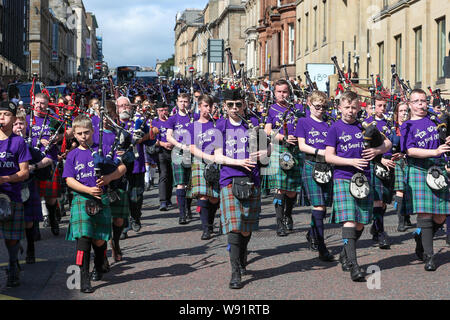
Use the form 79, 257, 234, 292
159, 55, 175, 78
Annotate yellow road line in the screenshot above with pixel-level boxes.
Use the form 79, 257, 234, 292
0, 294, 22, 300
0, 258, 47, 267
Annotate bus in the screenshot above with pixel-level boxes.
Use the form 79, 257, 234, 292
116, 65, 140, 84
135, 71, 158, 84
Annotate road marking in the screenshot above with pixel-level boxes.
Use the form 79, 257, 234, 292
0, 294, 22, 300
0, 258, 48, 267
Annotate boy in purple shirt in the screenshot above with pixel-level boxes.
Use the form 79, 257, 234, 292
63, 115, 126, 293
215, 89, 270, 290
0, 100, 31, 288
400, 89, 450, 271
325, 91, 391, 282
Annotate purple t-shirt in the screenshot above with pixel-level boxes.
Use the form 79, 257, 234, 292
324, 119, 370, 180
217, 119, 261, 188
188, 120, 220, 156
0, 134, 32, 202
25, 115, 58, 161
295, 116, 330, 150
152, 118, 170, 143
93, 129, 117, 158
166, 113, 192, 145
400, 116, 441, 159
267, 103, 309, 136
63, 144, 110, 188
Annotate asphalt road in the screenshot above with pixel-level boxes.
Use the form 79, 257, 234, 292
0, 185, 449, 301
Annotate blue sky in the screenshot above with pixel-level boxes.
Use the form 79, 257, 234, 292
83, 0, 208, 69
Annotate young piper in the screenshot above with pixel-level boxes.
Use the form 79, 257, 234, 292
167, 93, 196, 225
13, 111, 43, 264
325, 91, 391, 282
401, 89, 450, 271
0, 101, 31, 287
188, 95, 221, 240
297, 91, 334, 261
215, 88, 269, 289
63, 115, 127, 293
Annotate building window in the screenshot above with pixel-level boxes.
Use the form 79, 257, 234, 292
305, 13, 309, 52
288, 23, 295, 64
415, 27, 422, 83
437, 17, 446, 79
265, 42, 268, 72
281, 28, 285, 66
378, 42, 384, 82
395, 34, 402, 78
322, 0, 327, 43
313, 6, 318, 48
297, 18, 301, 56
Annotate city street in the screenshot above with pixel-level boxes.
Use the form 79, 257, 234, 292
1, 184, 449, 301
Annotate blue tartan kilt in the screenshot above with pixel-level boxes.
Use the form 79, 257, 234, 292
393, 159, 406, 191
110, 189, 130, 219
302, 160, 332, 207
405, 159, 450, 215
267, 144, 302, 192
172, 163, 191, 187
220, 184, 261, 234
330, 179, 373, 225
0, 202, 25, 240
370, 162, 394, 204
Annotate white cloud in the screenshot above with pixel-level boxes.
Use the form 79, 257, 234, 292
83, 0, 208, 69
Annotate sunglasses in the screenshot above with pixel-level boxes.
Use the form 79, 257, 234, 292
226, 102, 244, 109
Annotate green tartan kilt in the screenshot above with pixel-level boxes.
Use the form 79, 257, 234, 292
172, 163, 192, 187
0, 202, 24, 240
110, 189, 130, 219
405, 161, 450, 215
370, 162, 394, 204
66, 192, 112, 241
267, 144, 302, 192
393, 159, 406, 191
302, 160, 332, 207
189, 162, 220, 199
220, 184, 261, 234
330, 179, 373, 225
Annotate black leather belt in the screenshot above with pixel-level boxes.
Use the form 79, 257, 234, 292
305, 154, 326, 163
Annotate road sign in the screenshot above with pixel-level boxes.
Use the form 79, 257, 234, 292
95, 62, 102, 70
208, 39, 224, 63
189, 66, 195, 73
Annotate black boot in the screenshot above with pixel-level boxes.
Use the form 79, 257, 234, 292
77, 238, 94, 293
424, 254, 437, 271
228, 233, 243, 289
25, 227, 36, 264
342, 227, 365, 282
91, 242, 109, 281
6, 261, 20, 288
47, 203, 60, 236
404, 215, 412, 227
306, 229, 319, 251
284, 196, 296, 231
274, 194, 287, 237
239, 234, 251, 276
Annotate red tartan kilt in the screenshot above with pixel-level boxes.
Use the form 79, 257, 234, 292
38, 167, 62, 198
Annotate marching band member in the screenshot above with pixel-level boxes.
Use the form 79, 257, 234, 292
401, 89, 450, 271
265, 80, 306, 237
297, 91, 334, 261
187, 95, 220, 240
214, 88, 269, 289
0, 101, 31, 287
365, 95, 394, 249
63, 115, 126, 293
166, 93, 194, 225
325, 91, 391, 282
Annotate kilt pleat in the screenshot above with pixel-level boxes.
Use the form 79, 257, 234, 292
393, 159, 406, 191
267, 144, 302, 192
66, 192, 112, 241
406, 163, 450, 215
38, 166, 62, 198
110, 189, 130, 219
189, 162, 220, 199
302, 160, 332, 207
330, 179, 373, 225
0, 202, 25, 240
370, 162, 394, 204
172, 163, 191, 187
220, 184, 261, 234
